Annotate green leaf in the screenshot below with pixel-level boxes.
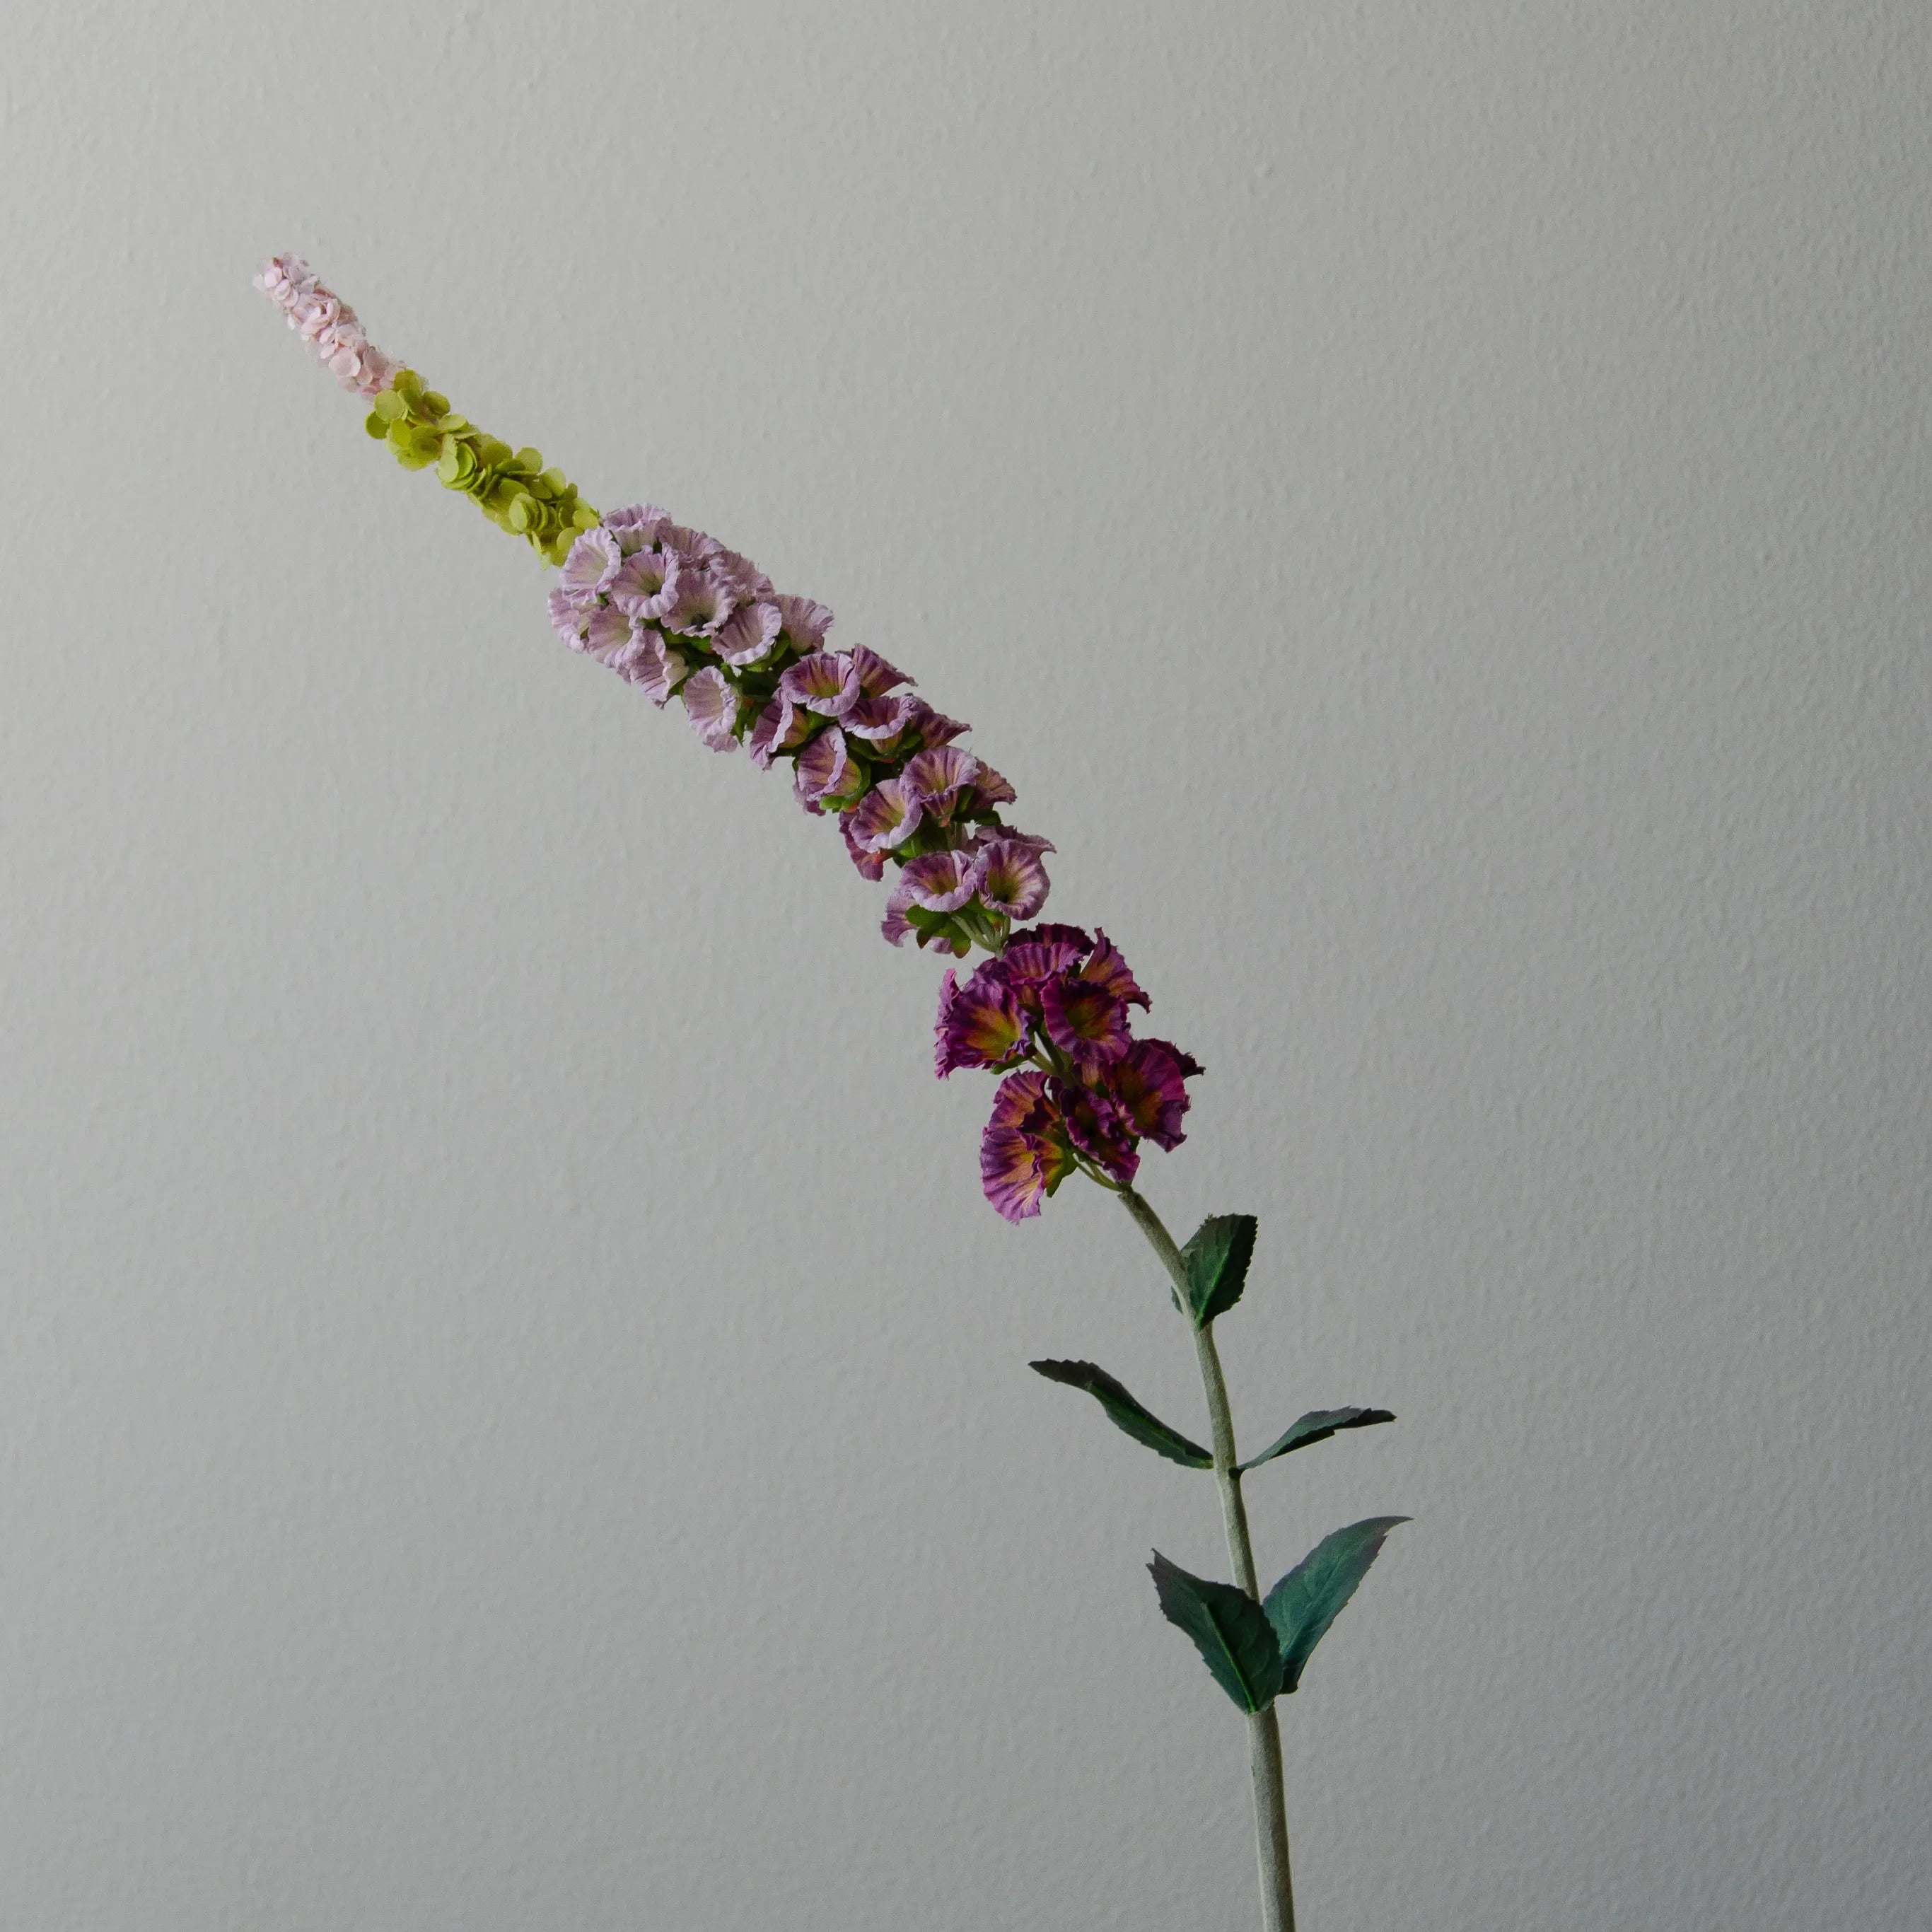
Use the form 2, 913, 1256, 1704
1029, 1360, 1211, 1468
1238, 1407, 1396, 1473
1263, 1516, 1409, 1693
1148, 1552, 1282, 1712
1180, 1214, 1257, 1327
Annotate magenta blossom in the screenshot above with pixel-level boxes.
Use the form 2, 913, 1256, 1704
936, 924, 1204, 1217
979, 1071, 1078, 1222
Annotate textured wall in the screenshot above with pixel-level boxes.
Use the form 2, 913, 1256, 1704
4, 4, 1928, 1927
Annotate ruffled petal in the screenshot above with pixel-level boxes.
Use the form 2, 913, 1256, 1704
847, 777, 924, 854
681, 665, 741, 751
849, 644, 913, 696
610, 546, 680, 620
1054, 1078, 1141, 1185
839, 810, 888, 880
779, 652, 860, 718
774, 595, 834, 656
1040, 974, 1131, 1070
662, 568, 735, 639
970, 839, 1052, 920
936, 963, 1028, 1076
900, 745, 978, 806
902, 848, 977, 914
584, 600, 636, 665
842, 692, 919, 742
603, 504, 673, 554
793, 724, 858, 811
1080, 931, 1151, 1009
548, 585, 593, 651
561, 528, 624, 604
714, 597, 784, 667
1110, 1039, 1199, 1151
617, 630, 688, 706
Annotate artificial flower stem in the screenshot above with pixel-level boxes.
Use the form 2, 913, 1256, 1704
1117, 1185, 1296, 1932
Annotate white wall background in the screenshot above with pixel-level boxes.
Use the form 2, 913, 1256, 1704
4, 4, 1928, 1928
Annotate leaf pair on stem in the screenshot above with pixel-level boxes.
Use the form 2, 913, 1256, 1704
1032, 1209, 1406, 1715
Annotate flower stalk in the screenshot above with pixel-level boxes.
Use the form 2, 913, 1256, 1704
1120, 1184, 1297, 1932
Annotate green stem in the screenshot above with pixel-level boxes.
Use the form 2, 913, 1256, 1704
1119, 1185, 1296, 1932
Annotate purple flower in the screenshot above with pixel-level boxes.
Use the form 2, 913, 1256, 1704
707, 546, 774, 600
900, 848, 977, 914
849, 645, 913, 696
842, 692, 920, 743
1053, 1077, 1141, 1186
1110, 1039, 1201, 1151
936, 964, 1028, 1076
840, 810, 888, 881
774, 595, 834, 655
1040, 974, 1133, 1071
846, 777, 924, 854
662, 569, 735, 639
903, 702, 970, 750
1001, 926, 1094, 999
715, 598, 783, 667
970, 839, 1052, 920
548, 585, 593, 651
610, 547, 680, 621
1078, 931, 1151, 1010
780, 653, 860, 719
979, 1071, 1076, 1221
793, 725, 864, 811
747, 695, 813, 769
603, 504, 673, 554
682, 666, 740, 751
584, 601, 635, 665
561, 527, 623, 604
618, 630, 687, 706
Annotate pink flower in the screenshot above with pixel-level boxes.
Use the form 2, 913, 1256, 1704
900, 849, 977, 914
255, 256, 398, 398
936, 964, 1028, 1076
618, 631, 687, 706
846, 778, 924, 854
682, 666, 740, 751
1078, 931, 1150, 1010
561, 528, 624, 604
662, 569, 735, 639
840, 811, 888, 880
779, 653, 860, 719
548, 586, 593, 651
979, 1072, 1076, 1221
793, 725, 861, 811
716, 598, 783, 667
747, 695, 813, 769
1054, 1078, 1141, 1185
774, 595, 834, 656
970, 839, 1052, 920
610, 547, 680, 621
1041, 974, 1134, 1071
603, 504, 673, 553
584, 602, 635, 665
1110, 1040, 1201, 1151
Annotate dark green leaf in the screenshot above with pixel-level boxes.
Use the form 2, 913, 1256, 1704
1148, 1552, 1283, 1712
1263, 1516, 1409, 1693
1238, 1407, 1396, 1473
1181, 1214, 1257, 1327
1029, 1360, 1211, 1469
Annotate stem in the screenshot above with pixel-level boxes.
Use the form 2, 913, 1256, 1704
1119, 1185, 1296, 1932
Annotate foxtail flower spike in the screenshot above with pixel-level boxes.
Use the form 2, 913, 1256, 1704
256, 257, 1201, 1218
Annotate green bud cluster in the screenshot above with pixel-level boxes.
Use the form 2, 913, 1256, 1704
364, 368, 599, 565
